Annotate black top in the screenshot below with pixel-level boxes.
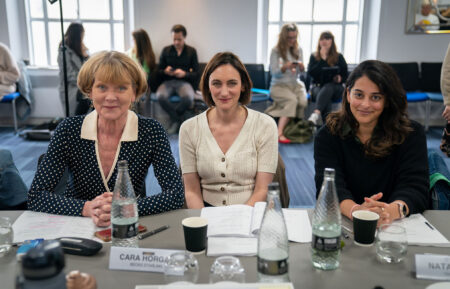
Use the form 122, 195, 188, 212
158, 44, 199, 89
314, 120, 429, 214
28, 113, 184, 216
307, 53, 348, 86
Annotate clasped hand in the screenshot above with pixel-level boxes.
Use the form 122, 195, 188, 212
358, 192, 393, 226
82, 192, 112, 227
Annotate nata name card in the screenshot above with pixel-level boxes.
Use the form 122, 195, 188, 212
109, 247, 182, 272
416, 254, 450, 281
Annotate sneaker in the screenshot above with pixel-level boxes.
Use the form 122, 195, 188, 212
308, 112, 320, 125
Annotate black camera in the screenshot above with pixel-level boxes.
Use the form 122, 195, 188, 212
16, 240, 66, 289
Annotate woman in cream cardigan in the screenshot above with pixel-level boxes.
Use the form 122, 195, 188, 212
179, 52, 278, 208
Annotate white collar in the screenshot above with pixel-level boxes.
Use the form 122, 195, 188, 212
80, 110, 138, 142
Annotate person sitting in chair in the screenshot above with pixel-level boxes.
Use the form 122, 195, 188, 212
156, 24, 199, 134
0, 42, 20, 98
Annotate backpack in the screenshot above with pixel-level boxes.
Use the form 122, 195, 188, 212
283, 118, 313, 143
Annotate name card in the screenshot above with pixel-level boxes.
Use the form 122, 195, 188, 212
109, 247, 182, 272
416, 254, 450, 280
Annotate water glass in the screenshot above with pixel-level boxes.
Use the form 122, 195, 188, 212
0, 217, 13, 257
375, 224, 407, 263
209, 256, 245, 283
163, 251, 199, 284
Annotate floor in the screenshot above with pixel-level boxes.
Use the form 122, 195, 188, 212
1, 121, 447, 209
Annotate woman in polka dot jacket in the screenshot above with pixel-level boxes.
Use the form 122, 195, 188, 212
28, 51, 184, 227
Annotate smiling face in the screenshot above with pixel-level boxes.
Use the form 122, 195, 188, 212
208, 64, 243, 111
347, 75, 385, 129
91, 75, 136, 122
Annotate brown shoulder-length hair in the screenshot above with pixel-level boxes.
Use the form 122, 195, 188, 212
314, 31, 339, 67
326, 60, 412, 158
61, 22, 85, 59
78, 51, 148, 100
132, 28, 156, 73
276, 23, 300, 61
200, 52, 252, 107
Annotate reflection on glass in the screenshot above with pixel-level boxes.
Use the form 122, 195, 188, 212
346, 0, 360, 21
312, 25, 342, 52
113, 0, 123, 20
80, 0, 109, 20
31, 21, 48, 66
268, 0, 280, 22
344, 24, 358, 64
46, 0, 77, 19
406, 0, 450, 33
114, 23, 124, 52
283, 0, 312, 22
83, 23, 111, 54
313, 0, 343, 22
298, 25, 312, 67
29, 0, 44, 18
48, 22, 71, 67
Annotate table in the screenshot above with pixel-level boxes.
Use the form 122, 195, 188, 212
1, 210, 449, 288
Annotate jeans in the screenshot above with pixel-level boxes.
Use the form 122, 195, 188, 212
0, 149, 28, 209
156, 80, 194, 124
428, 149, 450, 210
311, 82, 344, 122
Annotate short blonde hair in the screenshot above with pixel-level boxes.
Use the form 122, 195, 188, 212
78, 51, 148, 100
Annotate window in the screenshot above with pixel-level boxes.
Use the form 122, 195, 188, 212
266, 0, 364, 66
25, 0, 126, 67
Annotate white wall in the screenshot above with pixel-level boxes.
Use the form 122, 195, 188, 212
376, 0, 449, 63
133, 0, 259, 63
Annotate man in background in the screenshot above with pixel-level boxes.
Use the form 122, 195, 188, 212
415, 1, 440, 31
157, 24, 199, 134
0, 42, 20, 99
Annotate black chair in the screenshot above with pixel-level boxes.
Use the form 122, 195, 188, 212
244, 63, 271, 106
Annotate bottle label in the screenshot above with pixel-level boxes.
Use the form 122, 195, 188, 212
113, 222, 138, 239
257, 257, 288, 275
312, 234, 340, 251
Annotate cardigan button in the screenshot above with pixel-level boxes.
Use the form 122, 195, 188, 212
221, 173, 225, 177
222, 200, 226, 205
221, 157, 225, 162
220, 187, 225, 191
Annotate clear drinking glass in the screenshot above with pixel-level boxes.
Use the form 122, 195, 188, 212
209, 256, 245, 283
163, 251, 199, 284
375, 224, 407, 263
0, 217, 13, 257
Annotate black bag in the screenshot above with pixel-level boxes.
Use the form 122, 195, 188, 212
283, 118, 313, 143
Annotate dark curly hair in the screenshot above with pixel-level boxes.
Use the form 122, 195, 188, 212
326, 60, 412, 158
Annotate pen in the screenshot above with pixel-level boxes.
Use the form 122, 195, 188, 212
424, 221, 434, 230
138, 225, 169, 240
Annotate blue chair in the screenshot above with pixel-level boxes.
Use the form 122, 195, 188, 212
406, 92, 430, 131
0, 91, 21, 133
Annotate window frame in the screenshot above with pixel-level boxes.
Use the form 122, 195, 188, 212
262, 0, 365, 66
24, 0, 130, 67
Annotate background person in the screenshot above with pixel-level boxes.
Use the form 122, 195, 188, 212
307, 31, 348, 125
29, 51, 184, 227
265, 23, 308, 144
179, 52, 278, 208
157, 24, 199, 134
0, 42, 20, 98
128, 28, 157, 92
58, 22, 90, 116
415, 1, 440, 31
314, 60, 429, 225
440, 43, 450, 156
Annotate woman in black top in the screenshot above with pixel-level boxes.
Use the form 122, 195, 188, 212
314, 60, 429, 225
307, 31, 348, 125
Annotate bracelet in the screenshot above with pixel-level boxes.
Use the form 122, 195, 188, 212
350, 204, 359, 219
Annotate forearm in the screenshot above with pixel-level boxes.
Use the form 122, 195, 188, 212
28, 189, 86, 216
185, 190, 204, 209
137, 190, 184, 216
246, 189, 267, 206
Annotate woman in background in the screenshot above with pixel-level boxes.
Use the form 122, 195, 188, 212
128, 28, 157, 92
58, 22, 89, 116
307, 31, 348, 125
314, 60, 428, 225
265, 23, 307, 144
179, 52, 278, 208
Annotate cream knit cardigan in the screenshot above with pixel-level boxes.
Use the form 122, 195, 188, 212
179, 107, 278, 206
442, 43, 450, 106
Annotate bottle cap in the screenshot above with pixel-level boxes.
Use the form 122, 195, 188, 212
268, 182, 280, 191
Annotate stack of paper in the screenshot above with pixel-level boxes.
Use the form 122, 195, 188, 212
398, 214, 450, 247
12, 211, 98, 243
200, 203, 312, 256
